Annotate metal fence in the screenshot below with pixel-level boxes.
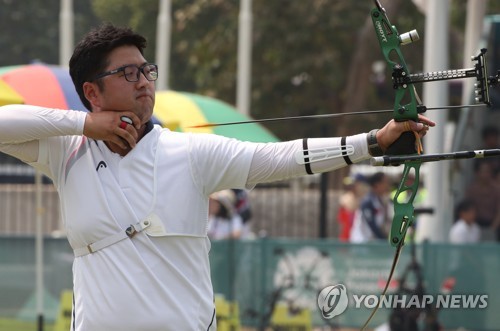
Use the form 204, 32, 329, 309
0, 184, 61, 236
0, 179, 343, 239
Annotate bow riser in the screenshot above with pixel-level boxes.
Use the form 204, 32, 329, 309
371, 6, 420, 122
371, 3, 421, 250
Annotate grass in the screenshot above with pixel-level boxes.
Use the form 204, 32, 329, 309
0, 318, 54, 331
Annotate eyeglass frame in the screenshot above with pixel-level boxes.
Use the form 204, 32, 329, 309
92, 63, 159, 82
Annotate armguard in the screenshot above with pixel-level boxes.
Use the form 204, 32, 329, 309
296, 136, 363, 175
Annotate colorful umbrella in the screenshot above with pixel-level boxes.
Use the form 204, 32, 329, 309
154, 91, 279, 142
0, 64, 87, 110
0, 64, 279, 142
0, 80, 23, 106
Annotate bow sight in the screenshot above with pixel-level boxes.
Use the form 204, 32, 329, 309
393, 48, 499, 108
373, 0, 499, 117
370, 1, 500, 249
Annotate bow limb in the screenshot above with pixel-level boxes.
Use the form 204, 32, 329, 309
360, 243, 404, 331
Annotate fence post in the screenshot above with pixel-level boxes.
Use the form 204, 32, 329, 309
319, 172, 328, 238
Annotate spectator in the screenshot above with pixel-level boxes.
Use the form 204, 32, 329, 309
337, 174, 368, 241
350, 172, 392, 243
446, 199, 486, 329
449, 200, 480, 243
465, 161, 500, 241
231, 188, 254, 238
208, 190, 243, 240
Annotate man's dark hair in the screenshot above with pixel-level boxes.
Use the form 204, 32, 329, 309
69, 24, 147, 110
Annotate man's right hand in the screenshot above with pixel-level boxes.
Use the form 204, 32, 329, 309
83, 111, 141, 150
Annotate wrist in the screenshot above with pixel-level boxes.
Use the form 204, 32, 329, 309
367, 129, 384, 156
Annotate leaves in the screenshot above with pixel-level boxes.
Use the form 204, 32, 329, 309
1, 0, 500, 140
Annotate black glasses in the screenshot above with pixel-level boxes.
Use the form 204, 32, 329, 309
93, 63, 158, 82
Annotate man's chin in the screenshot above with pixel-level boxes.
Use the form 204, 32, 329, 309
136, 108, 154, 124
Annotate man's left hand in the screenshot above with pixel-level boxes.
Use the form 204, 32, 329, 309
376, 114, 436, 153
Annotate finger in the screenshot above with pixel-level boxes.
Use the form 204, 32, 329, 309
119, 120, 128, 130
121, 112, 142, 129
402, 121, 412, 132
409, 120, 434, 132
116, 127, 137, 148
118, 116, 139, 140
117, 115, 139, 145
120, 116, 133, 126
417, 114, 436, 126
109, 133, 129, 150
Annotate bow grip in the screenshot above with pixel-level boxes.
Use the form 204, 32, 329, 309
386, 131, 418, 158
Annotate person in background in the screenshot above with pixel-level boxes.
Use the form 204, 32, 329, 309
449, 200, 480, 244
337, 174, 368, 241
231, 188, 254, 238
349, 172, 392, 243
208, 190, 243, 240
465, 160, 500, 241
446, 199, 485, 328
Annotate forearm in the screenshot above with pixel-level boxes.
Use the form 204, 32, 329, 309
0, 105, 86, 144
246, 133, 370, 186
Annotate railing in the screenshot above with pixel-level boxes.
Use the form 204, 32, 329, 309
0, 180, 343, 238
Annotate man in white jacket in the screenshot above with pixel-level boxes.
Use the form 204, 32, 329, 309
0, 24, 434, 330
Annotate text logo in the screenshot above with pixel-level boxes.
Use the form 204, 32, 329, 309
317, 284, 348, 319
375, 21, 388, 43
352, 294, 488, 309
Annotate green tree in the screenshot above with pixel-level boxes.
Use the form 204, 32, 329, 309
90, 0, 500, 140
0, 0, 99, 65
2, 0, 500, 141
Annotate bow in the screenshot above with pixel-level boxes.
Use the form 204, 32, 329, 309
190, 2, 499, 327
361, 1, 499, 329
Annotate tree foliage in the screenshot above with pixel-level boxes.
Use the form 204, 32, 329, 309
0, 0, 100, 65
1, 0, 500, 140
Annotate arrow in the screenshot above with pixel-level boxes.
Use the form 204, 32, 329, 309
371, 148, 500, 166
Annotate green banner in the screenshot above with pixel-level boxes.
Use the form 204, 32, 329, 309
0, 236, 498, 330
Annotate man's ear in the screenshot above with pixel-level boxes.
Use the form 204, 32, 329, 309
83, 82, 101, 109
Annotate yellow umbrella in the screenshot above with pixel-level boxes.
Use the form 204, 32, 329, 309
0, 79, 23, 106
153, 91, 279, 143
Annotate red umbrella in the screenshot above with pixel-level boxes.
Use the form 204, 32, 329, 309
0, 63, 86, 110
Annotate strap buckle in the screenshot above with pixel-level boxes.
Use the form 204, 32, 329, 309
125, 224, 138, 238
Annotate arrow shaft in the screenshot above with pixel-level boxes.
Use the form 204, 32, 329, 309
371, 149, 500, 166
